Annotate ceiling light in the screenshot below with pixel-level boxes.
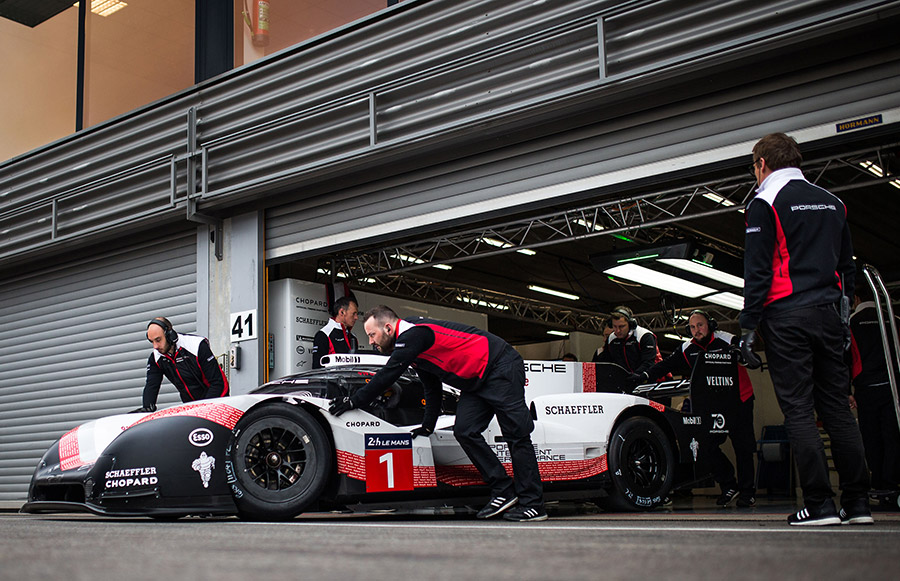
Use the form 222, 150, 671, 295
604, 263, 715, 298
859, 161, 900, 190
547, 330, 569, 337
456, 296, 509, 311
76, 1, 128, 17
575, 218, 605, 232
433, 264, 453, 270
657, 258, 744, 287
482, 237, 536, 256
391, 253, 425, 265
702, 192, 736, 207
664, 333, 685, 341
705, 292, 745, 310
527, 285, 580, 301
316, 268, 347, 279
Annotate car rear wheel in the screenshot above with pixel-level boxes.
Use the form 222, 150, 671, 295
597, 416, 674, 512
228, 403, 332, 521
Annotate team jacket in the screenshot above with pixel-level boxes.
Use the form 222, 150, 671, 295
349, 317, 516, 430
740, 167, 855, 330
142, 333, 229, 408
644, 331, 754, 402
591, 325, 664, 376
849, 301, 900, 389
312, 318, 358, 369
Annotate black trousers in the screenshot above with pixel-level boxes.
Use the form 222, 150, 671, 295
709, 396, 757, 496
760, 304, 870, 506
855, 384, 900, 490
453, 351, 544, 509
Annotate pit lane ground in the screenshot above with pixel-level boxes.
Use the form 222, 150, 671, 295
2, 496, 899, 581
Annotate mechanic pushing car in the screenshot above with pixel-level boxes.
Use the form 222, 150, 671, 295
631, 309, 757, 508
329, 305, 548, 522
139, 317, 229, 412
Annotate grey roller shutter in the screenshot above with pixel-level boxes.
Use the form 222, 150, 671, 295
0, 231, 197, 501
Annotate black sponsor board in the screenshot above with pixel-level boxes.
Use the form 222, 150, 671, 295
689, 351, 740, 435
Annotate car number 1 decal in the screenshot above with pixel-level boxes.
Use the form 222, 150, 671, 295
364, 434, 414, 493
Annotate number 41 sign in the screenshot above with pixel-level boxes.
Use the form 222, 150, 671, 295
365, 434, 414, 493
230, 310, 258, 342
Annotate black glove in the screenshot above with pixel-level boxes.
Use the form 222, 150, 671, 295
842, 323, 852, 352
130, 404, 157, 414
410, 426, 433, 439
739, 329, 762, 370
626, 372, 648, 387
329, 396, 355, 416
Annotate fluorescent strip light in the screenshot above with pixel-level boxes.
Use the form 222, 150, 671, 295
664, 333, 685, 341
482, 237, 536, 256
433, 264, 453, 270
527, 285, 580, 301
391, 253, 425, 265
79, 1, 128, 17
456, 296, 509, 311
575, 218, 605, 232
859, 161, 900, 190
316, 268, 347, 279
547, 330, 569, 337
702, 192, 736, 207
705, 292, 745, 310
658, 258, 744, 288
604, 263, 715, 298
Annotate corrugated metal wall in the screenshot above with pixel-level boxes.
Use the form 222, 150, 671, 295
1, 0, 894, 267
0, 232, 197, 500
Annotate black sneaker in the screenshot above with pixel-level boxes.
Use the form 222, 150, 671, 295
476, 496, 518, 519
737, 495, 756, 508
839, 501, 874, 525
716, 488, 740, 507
502, 505, 548, 522
788, 500, 841, 526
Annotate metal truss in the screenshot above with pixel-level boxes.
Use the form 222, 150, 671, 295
318, 143, 898, 334
327, 173, 757, 278
356, 273, 612, 332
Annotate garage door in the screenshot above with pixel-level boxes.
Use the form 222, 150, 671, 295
0, 232, 198, 501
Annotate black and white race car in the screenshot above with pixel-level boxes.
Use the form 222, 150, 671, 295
22, 354, 738, 520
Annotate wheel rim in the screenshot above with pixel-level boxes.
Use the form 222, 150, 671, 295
623, 431, 662, 490
240, 419, 313, 494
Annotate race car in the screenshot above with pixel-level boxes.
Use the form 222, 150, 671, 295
22, 353, 738, 520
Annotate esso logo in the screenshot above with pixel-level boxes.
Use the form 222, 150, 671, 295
188, 428, 214, 447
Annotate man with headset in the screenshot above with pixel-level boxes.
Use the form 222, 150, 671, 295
633, 310, 757, 507
139, 317, 230, 412
312, 296, 359, 369
592, 306, 664, 378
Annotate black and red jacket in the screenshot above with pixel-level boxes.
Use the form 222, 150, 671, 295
143, 333, 229, 409
645, 331, 754, 402
740, 167, 855, 330
591, 325, 664, 377
312, 318, 359, 369
350, 317, 516, 430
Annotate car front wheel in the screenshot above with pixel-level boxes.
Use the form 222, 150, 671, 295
228, 403, 332, 521
598, 416, 674, 511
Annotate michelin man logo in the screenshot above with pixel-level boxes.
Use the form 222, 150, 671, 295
690, 438, 700, 462
192, 451, 216, 488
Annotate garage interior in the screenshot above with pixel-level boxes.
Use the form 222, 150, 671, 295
269, 130, 900, 355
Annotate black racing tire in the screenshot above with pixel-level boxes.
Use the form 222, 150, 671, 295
228, 403, 332, 521
597, 416, 675, 512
